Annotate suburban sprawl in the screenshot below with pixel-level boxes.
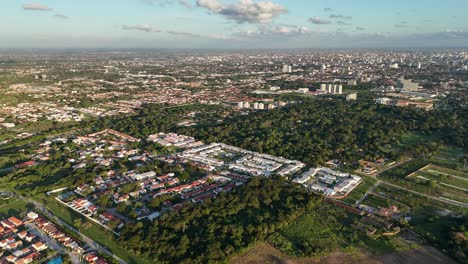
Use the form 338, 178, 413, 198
0, 49, 466, 264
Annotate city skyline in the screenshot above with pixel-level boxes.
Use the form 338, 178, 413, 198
1, 0, 468, 49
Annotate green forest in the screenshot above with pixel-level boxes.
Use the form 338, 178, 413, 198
119, 177, 322, 263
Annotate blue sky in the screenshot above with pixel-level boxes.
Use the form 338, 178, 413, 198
1, 0, 468, 48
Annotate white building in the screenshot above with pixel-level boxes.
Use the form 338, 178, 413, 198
282, 64, 292, 73
320, 84, 327, 91
376, 98, 391, 105
346, 93, 357, 101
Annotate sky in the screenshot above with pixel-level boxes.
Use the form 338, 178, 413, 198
1, 0, 468, 49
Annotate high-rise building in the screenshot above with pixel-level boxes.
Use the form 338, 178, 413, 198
258, 103, 265, 110
320, 84, 327, 91
282, 64, 292, 73
243, 102, 250, 108
347, 80, 357, 86
237, 102, 243, 108
399, 77, 419, 91
253, 102, 259, 109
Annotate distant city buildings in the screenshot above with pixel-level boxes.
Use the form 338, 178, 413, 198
399, 77, 420, 91
282, 64, 292, 73
375, 97, 433, 111
237, 101, 287, 110
321, 84, 343, 95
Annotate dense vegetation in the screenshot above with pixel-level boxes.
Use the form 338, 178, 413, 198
176, 98, 466, 166
119, 177, 322, 263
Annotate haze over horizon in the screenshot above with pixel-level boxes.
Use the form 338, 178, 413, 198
2, 0, 468, 49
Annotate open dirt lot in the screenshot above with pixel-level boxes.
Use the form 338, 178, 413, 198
230, 243, 457, 264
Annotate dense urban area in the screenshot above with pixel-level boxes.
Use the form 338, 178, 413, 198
0, 49, 467, 264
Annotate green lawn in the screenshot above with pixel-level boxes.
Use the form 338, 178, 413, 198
342, 175, 377, 204
405, 164, 468, 204
271, 204, 354, 257
0, 197, 30, 217
374, 184, 467, 213
430, 145, 466, 170
39, 197, 149, 264
269, 203, 416, 258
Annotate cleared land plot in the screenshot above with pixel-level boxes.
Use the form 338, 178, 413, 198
342, 176, 377, 204
407, 164, 468, 203
361, 194, 410, 212
230, 242, 376, 264
380, 160, 468, 205
373, 184, 466, 212
431, 145, 466, 170
230, 243, 455, 264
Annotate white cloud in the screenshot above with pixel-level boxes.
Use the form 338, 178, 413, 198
330, 14, 352, 20
122, 25, 161, 33
196, 0, 287, 24
167, 30, 229, 39
308, 17, 331, 25
145, 0, 193, 8
23, 3, 52, 11
54, 13, 69, 19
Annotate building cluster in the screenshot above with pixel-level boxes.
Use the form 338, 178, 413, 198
179, 142, 305, 177
1, 212, 108, 264
147, 133, 203, 149
375, 97, 434, 110
29, 125, 360, 238
293, 167, 362, 198
0, 102, 84, 126
1, 50, 466, 138
320, 84, 343, 95
0, 215, 44, 264
35, 128, 362, 234
237, 101, 288, 110
354, 205, 404, 237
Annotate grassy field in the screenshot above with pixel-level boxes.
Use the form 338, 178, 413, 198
360, 194, 410, 212
374, 184, 467, 213
38, 196, 149, 264
379, 159, 468, 205
406, 164, 468, 204
0, 197, 30, 217
430, 145, 466, 171
410, 164, 468, 189
342, 176, 377, 204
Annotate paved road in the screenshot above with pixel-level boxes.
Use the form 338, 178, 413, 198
26, 223, 81, 264
7, 192, 128, 264
355, 180, 381, 206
